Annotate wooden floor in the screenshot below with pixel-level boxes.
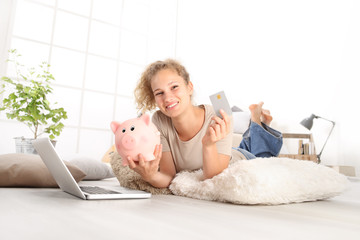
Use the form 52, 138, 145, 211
1, 177, 359, 240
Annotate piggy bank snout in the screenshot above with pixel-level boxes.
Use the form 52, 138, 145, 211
121, 134, 136, 150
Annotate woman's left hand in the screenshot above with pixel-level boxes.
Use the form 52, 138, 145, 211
202, 109, 231, 147
127, 144, 162, 182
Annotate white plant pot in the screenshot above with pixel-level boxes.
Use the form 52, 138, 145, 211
14, 137, 57, 154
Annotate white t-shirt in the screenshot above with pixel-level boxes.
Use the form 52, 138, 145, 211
152, 104, 246, 172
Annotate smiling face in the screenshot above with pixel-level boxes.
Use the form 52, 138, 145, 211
151, 69, 193, 118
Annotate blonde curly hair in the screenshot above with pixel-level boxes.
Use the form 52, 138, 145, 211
134, 59, 190, 113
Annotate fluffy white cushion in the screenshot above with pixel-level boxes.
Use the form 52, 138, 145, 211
169, 157, 349, 205
69, 157, 115, 180
232, 111, 251, 134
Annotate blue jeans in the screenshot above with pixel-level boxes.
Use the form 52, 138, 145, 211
233, 122, 283, 160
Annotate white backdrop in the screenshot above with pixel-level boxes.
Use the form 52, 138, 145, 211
175, 0, 360, 175
1, 0, 359, 176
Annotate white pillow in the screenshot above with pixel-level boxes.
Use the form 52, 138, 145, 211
169, 157, 349, 205
232, 111, 251, 134
69, 157, 115, 180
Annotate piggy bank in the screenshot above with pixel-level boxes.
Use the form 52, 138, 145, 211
110, 114, 160, 166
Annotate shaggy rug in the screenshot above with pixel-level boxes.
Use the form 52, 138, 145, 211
110, 152, 172, 195
110, 153, 349, 205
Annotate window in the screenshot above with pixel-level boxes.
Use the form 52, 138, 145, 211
0, 0, 178, 159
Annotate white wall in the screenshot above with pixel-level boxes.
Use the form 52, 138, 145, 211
175, 0, 360, 175
0, 0, 178, 160
1, 0, 359, 176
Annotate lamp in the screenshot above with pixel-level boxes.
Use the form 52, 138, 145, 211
300, 114, 335, 163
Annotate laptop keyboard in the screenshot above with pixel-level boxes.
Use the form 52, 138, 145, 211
80, 186, 121, 194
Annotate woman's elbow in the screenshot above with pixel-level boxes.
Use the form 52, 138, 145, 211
203, 162, 229, 180
202, 168, 224, 180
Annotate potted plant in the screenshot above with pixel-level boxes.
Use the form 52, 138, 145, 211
0, 49, 67, 154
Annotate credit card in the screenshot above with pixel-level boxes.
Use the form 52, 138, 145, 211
209, 91, 232, 118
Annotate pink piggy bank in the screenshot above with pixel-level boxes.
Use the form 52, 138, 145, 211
110, 114, 160, 166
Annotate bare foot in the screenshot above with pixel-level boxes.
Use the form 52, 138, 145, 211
249, 102, 273, 126
249, 102, 263, 125
261, 108, 273, 125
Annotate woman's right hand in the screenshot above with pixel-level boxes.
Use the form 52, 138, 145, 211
127, 144, 162, 182
202, 109, 231, 147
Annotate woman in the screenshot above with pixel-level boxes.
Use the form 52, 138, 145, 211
128, 59, 282, 188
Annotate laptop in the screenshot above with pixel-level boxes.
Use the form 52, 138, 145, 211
32, 138, 151, 200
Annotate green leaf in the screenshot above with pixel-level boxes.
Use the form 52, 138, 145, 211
8, 93, 17, 100
2, 77, 14, 84
20, 74, 28, 81
24, 87, 31, 93
6, 113, 16, 119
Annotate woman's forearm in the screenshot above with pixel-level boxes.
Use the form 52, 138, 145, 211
202, 144, 229, 180
145, 171, 174, 188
